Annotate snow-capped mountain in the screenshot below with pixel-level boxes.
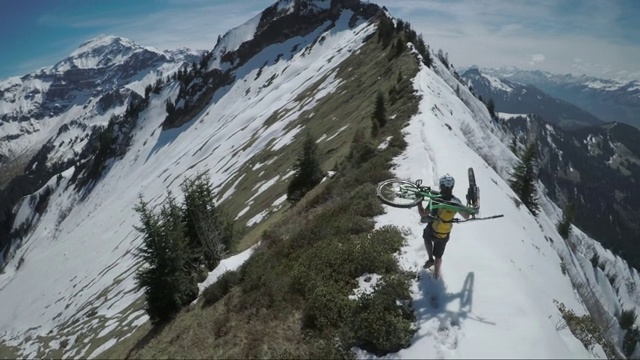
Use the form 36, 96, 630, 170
1, 0, 639, 358
0, 35, 192, 166
0, 35, 195, 272
461, 67, 603, 129
476, 67, 640, 130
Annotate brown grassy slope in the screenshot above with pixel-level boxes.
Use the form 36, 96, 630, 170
100, 20, 422, 359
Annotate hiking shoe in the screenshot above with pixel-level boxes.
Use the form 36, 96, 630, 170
423, 259, 435, 269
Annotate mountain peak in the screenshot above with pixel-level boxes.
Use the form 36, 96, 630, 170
52, 34, 163, 72
274, 0, 332, 15
71, 35, 138, 56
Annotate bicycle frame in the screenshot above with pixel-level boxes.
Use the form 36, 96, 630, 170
407, 180, 475, 214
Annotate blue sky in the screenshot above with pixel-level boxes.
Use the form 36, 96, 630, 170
1, 0, 639, 81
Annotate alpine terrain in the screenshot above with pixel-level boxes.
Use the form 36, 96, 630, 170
0, 0, 639, 358
477, 67, 640, 130
461, 68, 640, 275
461, 67, 604, 129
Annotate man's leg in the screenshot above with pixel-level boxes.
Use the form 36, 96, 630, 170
434, 258, 443, 278
432, 239, 448, 278
423, 228, 435, 268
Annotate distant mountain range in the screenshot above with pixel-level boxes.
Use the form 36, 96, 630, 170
472, 67, 640, 130
461, 68, 603, 129
463, 67, 640, 270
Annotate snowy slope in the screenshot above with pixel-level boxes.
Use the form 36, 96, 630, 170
350, 56, 605, 358
1, 3, 635, 359
0, 9, 377, 359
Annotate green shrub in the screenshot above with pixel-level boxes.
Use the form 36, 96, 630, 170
348, 184, 385, 218
349, 275, 415, 356
201, 270, 242, 308
303, 282, 354, 330
555, 301, 615, 356
387, 134, 407, 151
351, 157, 393, 186
294, 211, 374, 249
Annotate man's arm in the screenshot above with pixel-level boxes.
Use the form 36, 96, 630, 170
417, 201, 428, 218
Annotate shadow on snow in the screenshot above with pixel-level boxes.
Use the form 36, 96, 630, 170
412, 271, 496, 343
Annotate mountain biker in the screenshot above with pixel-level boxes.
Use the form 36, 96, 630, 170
417, 174, 476, 278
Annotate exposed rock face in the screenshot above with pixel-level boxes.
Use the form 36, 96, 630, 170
222, 0, 379, 69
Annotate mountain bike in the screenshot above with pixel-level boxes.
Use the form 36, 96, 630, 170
376, 168, 503, 222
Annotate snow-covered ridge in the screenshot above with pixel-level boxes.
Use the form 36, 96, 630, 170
209, 14, 262, 70
0, 7, 378, 358
2, 3, 638, 358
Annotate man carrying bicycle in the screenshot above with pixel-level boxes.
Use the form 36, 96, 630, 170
417, 174, 475, 278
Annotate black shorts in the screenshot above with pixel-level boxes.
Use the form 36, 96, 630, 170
423, 226, 449, 258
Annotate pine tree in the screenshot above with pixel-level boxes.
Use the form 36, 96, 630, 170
486, 98, 496, 118
509, 136, 519, 155
414, 35, 431, 67
372, 92, 387, 128
623, 327, 640, 357
508, 142, 540, 216
556, 202, 575, 239
377, 16, 394, 49
181, 172, 233, 271
348, 128, 376, 167
391, 37, 404, 58
133, 193, 198, 324
371, 116, 380, 137
287, 133, 324, 203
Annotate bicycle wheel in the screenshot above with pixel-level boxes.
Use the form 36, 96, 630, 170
376, 179, 424, 208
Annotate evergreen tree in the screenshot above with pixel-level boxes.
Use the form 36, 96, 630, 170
372, 92, 387, 128
486, 98, 496, 118
437, 49, 449, 68
152, 78, 163, 94
347, 128, 376, 167
377, 16, 394, 49
371, 117, 380, 137
181, 172, 233, 271
623, 327, 640, 357
391, 38, 404, 58
508, 142, 540, 216
144, 84, 153, 100
620, 309, 638, 330
133, 194, 198, 324
509, 136, 519, 155
287, 133, 324, 203
165, 99, 175, 115
556, 202, 575, 239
